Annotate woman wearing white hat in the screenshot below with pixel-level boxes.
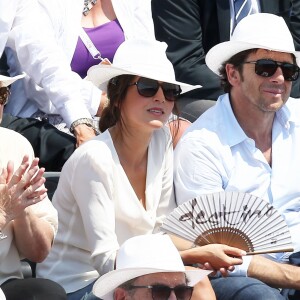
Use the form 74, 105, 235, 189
36, 39, 246, 300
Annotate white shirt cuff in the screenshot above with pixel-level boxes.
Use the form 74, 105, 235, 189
228, 255, 253, 277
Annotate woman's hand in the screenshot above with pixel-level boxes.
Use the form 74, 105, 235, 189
197, 244, 245, 266
181, 243, 246, 277
0, 155, 47, 228
201, 261, 235, 277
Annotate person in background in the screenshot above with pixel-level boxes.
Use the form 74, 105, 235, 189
152, 0, 293, 122
4, 0, 155, 143
288, 0, 300, 102
174, 13, 300, 300
0, 74, 66, 299
37, 39, 246, 300
92, 234, 211, 300
0, 0, 102, 148
0, 52, 76, 172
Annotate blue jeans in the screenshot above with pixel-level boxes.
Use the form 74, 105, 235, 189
210, 277, 286, 300
67, 281, 101, 300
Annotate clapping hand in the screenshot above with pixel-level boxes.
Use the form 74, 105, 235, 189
0, 155, 47, 227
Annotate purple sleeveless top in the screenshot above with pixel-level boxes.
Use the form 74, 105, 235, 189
71, 19, 125, 78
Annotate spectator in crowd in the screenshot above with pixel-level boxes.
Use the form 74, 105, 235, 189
0, 74, 66, 299
0, 52, 76, 172
174, 13, 300, 300
289, 0, 300, 103
92, 234, 211, 300
36, 39, 246, 300
152, 0, 293, 122
4, 0, 155, 140
0, 0, 101, 148
290, 0, 300, 50
1, 113, 76, 172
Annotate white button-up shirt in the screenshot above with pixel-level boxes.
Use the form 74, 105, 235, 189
1, 0, 92, 127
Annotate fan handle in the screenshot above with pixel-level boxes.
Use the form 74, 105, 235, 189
246, 248, 294, 255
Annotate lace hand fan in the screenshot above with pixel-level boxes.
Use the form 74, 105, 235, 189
161, 191, 294, 255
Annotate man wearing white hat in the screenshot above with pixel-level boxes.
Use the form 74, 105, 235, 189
92, 234, 211, 300
0, 74, 66, 299
174, 13, 300, 300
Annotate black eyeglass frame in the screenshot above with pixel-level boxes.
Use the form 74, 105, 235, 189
127, 284, 194, 300
0, 86, 10, 106
128, 77, 182, 102
242, 59, 300, 81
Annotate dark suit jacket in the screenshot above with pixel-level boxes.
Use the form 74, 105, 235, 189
152, 0, 293, 104
290, 0, 300, 50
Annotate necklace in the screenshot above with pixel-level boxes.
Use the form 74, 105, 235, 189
83, 0, 97, 16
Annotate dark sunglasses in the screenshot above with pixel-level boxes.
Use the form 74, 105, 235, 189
0, 87, 10, 106
243, 59, 300, 81
128, 77, 182, 101
128, 284, 193, 300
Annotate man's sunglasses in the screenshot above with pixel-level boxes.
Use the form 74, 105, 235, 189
128, 284, 193, 300
243, 59, 300, 81
0, 87, 10, 106
128, 77, 182, 101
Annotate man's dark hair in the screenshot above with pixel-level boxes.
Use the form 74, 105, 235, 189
219, 49, 258, 93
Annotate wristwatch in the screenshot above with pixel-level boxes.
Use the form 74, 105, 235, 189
70, 118, 96, 134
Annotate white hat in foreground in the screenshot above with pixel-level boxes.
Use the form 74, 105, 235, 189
86, 39, 200, 94
0, 288, 5, 300
206, 13, 300, 75
93, 234, 211, 300
0, 73, 25, 87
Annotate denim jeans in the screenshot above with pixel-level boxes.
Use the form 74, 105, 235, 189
67, 281, 101, 300
210, 277, 286, 300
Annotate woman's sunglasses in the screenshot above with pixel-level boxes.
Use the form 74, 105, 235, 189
243, 59, 300, 81
0, 87, 10, 106
128, 284, 193, 300
128, 77, 182, 101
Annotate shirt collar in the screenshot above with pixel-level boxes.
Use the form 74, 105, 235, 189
217, 94, 299, 147
276, 97, 300, 131
217, 94, 248, 147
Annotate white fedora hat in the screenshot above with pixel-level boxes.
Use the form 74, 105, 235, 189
206, 13, 300, 75
92, 234, 211, 300
0, 288, 5, 300
86, 39, 201, 94
0, 73, 25, 87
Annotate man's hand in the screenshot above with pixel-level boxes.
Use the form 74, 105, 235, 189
73, 123, 96, 147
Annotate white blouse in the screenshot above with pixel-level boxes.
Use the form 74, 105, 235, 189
37, 126, 176, 293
